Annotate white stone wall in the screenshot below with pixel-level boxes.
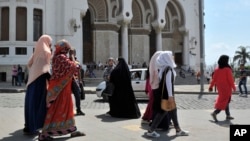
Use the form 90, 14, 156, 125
95, 30, 119, 64
0, 0, 203, 81
162, 38, 175, 51
130, 35, 149, 65
178, 0, 202, 71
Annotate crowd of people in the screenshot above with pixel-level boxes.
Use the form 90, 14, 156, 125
21, 34, 249, 140
23, 35, 85, 141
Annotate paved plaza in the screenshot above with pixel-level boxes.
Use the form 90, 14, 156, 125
0, 83, 250, 141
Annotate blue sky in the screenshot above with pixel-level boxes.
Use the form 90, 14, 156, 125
204, 0, 250, 66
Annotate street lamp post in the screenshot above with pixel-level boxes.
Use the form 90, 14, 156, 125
199, 0, 205, 97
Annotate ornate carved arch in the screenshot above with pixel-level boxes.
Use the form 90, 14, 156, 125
163, 0, 185, 31
88, 0, 108, 22
131, 0, 142, 27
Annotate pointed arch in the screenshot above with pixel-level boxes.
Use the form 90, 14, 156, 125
88, 0, 108, 22
131, 0, 142, 27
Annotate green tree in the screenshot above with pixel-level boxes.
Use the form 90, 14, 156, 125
233, 46, 250, 65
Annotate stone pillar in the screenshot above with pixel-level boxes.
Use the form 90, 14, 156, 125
27, 8, 33, 42
117, 0, 133, 63
183, 36, 188, 66
121, 24, 129, 62
155, 28, 163, 51
152, 0, 169, 51
179, 26, 189, 68
9, 5, 15, 42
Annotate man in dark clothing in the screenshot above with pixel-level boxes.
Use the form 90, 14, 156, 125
238, 64, 248, 97
17, 64, 23, 86
69, 48, 85, 116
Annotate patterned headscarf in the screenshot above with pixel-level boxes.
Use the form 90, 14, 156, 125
50, 39, 76, 80
54, 39, 71, 55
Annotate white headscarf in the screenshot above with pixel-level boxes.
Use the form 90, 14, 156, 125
156, 51, 177, 79
149, 51, 162, 89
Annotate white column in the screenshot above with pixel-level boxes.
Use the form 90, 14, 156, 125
152, 0, 169, 51
117, 0, 133, 63
9, 5, 15, 42
27, 8, 33, 42
183, 35, 189, 66
155, 29, 162, 51
121, 24, 129, 63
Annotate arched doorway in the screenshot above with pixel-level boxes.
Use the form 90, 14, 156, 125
82, 10, 93, 64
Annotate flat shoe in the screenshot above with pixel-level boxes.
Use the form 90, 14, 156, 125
71, 131, 86, 137
211, 113, 218, 122
76, 111, 85, 116
226, 116, 234, 120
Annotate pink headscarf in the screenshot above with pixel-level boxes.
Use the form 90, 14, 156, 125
26, 35, 52, 86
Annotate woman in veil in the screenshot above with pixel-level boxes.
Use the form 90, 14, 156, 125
108, 57, 141, 119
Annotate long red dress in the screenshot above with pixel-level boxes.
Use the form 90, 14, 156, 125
209, 67, 236, 110
142, 78, 153, 121
39, 49, 77, 140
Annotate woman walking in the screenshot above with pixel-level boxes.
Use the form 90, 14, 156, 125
146, 51, 189, 138
23, 35, 52, 135
108, 57, 141, 119
209, 55, 236, 122
141, 67, 154, 124
38, 39, 85, 141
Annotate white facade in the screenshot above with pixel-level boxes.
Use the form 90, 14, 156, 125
0, 0, 204, 82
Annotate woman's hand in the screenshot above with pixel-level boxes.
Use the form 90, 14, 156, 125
168, 96, 174, 101
208, 87, 213, 92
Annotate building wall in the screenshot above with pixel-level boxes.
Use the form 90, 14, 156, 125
0, 0, 87, 82
95, 30, 119, 64
0, 0, 203, 81
130, 35, 149, 65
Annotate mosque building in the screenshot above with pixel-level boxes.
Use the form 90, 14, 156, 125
0, 0, 204, 81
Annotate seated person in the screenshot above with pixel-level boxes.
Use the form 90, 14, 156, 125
133, 72, 141, 81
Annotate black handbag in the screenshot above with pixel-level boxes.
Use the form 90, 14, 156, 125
79, 82, 85, 100
103, 82, 115, 96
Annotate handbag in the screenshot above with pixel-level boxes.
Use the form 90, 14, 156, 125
161, 99, 176, 111
103, 82, 115, 96
79, 82, 85, 100
160, 67, 176, 111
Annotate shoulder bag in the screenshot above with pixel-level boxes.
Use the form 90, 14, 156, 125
161, 67, 176, 111
103, 82, 115, 96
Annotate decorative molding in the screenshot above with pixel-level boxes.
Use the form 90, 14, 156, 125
93, 23, 120, 31
16, 0, 27, 3
162, 32, 173, 38
128, 28, 150, 35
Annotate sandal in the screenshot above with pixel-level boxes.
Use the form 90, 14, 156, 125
71, 131, 86, 137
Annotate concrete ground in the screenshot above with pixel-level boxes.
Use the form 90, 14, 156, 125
0, 82, 249, 141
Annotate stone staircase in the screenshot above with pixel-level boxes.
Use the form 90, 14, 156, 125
174, 67, 210, 85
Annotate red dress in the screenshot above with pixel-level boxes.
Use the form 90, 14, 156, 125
209, 67, 236, 110
142, 78, 154, 121
39, 53, 77, 140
